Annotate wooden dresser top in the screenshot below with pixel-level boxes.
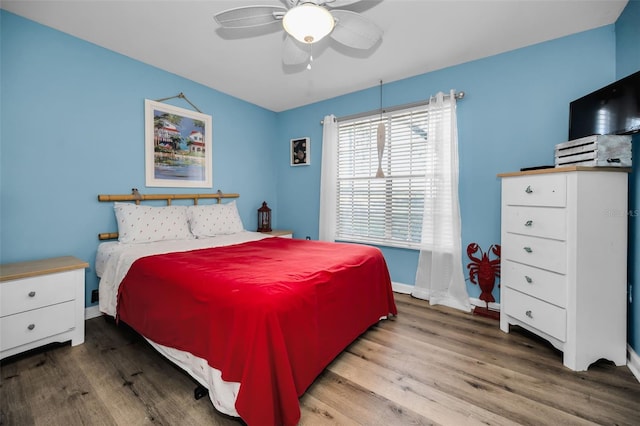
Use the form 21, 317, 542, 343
498, 166, 632, 178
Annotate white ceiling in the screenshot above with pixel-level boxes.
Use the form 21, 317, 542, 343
2, 0, 628, 112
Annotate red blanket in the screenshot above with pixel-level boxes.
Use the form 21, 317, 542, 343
117, 237, 397, 426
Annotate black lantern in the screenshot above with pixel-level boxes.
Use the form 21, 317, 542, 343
257, 201, 272, 232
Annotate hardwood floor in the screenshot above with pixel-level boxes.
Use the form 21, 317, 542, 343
2, 293, 639, 425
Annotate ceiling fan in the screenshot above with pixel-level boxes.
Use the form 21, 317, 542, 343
214, 0, 383, 66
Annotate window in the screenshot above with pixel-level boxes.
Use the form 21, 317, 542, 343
336, 105, 436, 249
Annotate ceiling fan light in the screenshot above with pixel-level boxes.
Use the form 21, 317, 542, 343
283, 4, 335, 44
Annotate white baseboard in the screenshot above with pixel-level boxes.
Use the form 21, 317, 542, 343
628, 345, 640, 383
469, 297, 500, 311
391, 281, 413, 294
85, 305, 102, 320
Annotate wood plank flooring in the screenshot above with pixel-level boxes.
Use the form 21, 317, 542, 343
2, 293, 639, 425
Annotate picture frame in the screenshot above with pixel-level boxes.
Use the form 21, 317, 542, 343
145, 99, 213, 188
290, 137, 310, 166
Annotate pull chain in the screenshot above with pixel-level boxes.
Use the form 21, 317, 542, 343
306, 43, 314, 70
379, 79, 383, 120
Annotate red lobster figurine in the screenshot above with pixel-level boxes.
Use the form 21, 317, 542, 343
466, 243, 501, 308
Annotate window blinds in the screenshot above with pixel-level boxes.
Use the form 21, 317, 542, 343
336, 106, 434, 249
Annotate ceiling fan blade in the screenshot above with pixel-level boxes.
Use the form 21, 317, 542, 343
214, 6, 287, 29
321, 0, 362, 8
282, 35, 310, 65
330, 10, 382, 50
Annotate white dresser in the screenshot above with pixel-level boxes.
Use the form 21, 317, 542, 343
0, 256, 88, 360
498, 166, 629, 371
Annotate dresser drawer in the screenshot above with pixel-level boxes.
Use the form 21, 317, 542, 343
502, 260, 567, 307
502, 233, 566, 274
502, 174, 566, 207
503, 287, 566, 341
0, 301, 76, 351
1, 271, 76, 317
502, 206, 566, 240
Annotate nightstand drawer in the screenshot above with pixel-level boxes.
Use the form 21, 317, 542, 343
0, 301, 76, 351
502, 260, 567, 307
503, 205, 566, 240
1, 271, 76, 317
502, 174, 566, 207
502, 233, 566, 274
503, 287, 566, 341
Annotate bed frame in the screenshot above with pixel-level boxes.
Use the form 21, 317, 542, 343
97, 188, 239, 240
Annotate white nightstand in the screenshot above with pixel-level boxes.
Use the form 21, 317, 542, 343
0, 256, 88, 360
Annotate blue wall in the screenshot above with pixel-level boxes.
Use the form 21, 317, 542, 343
615, 0, 640, 353
276, 25, 617, 298
0, 11, 279, 306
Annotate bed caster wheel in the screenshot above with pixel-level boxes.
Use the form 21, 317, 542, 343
194, 385, 208, 400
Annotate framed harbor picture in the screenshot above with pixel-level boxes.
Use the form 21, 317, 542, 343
145, 99, 212, 188
291, 137, 310, 166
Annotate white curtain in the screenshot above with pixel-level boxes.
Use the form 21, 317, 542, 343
319, 114, 338, 241
412, 90, 471, 312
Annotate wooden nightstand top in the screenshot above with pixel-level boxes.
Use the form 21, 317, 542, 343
262, 230, 293, 237
0, 256, 89, 282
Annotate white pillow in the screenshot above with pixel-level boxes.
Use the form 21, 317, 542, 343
114, 202, 194, 244
187, 201, 244, 238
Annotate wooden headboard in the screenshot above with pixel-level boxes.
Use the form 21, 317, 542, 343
97, 188, 239, 240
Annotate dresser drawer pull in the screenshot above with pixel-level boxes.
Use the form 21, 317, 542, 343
525, 310, 533, 318
525, 185, 533, 194
524, 220, 533, 227
27, 324, 35, 331
28, 291, 36, 297
525, 275, 533, 283
523, 246, 533, 253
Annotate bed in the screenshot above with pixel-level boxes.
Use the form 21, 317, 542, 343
96, 191, 397, 426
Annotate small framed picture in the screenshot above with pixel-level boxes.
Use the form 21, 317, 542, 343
291, 137, 310, 166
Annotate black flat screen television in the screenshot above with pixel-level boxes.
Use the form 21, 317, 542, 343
568, 70, 640, 141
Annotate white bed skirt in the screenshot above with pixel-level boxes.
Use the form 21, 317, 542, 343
146, 338, 240, 417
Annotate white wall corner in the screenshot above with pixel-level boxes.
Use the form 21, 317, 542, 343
628, 344, 640, 383
85, 305, 103, 320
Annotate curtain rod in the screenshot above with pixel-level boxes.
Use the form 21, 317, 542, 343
320, 90, 465, 125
